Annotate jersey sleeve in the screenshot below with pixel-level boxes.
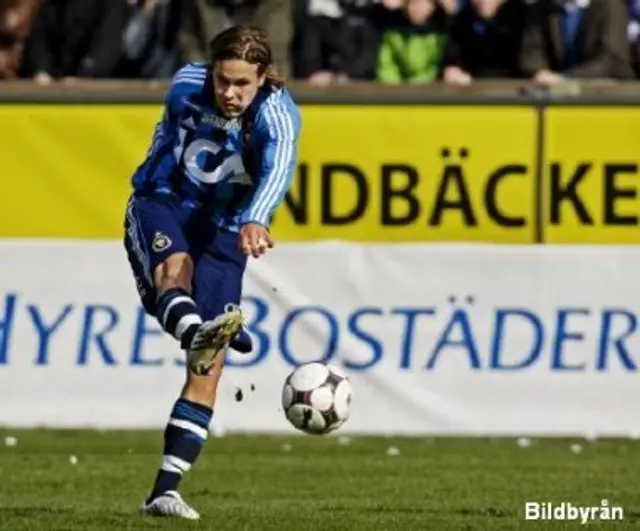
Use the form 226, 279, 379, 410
164, 64, 207, 128
146, 64, 206, 161
239, 94, 301, 227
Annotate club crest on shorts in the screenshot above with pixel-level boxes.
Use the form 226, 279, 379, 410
152, 232, 172, 252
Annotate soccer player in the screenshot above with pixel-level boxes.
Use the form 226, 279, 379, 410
123, 25, 301, 519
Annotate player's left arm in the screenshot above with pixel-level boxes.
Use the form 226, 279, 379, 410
238, 96, 301, 258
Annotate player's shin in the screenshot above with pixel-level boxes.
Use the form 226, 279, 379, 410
155, 287, 202, 349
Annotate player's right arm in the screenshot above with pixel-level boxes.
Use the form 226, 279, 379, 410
148, 66, 197, 156
145, 64, 207, 160
133, 64, 208, 194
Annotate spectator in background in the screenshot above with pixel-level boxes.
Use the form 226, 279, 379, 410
386, 0, 459, 15
438, 0, 460, 15
293, 0, 345, 85
179, 0, 292, 78
629, 0, 640, 77
0, 0, 41, 79
519, 0, 634, 86
443, 0, 525, 86
376, 0, 447, 84
339, 0, 385, 81
294, 0, 381, 85
118, 0, 181, 78
24, 0, 128, 83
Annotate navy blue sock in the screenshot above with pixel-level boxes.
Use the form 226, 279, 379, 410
156, 288, 202, 349
148, 398, 213, 501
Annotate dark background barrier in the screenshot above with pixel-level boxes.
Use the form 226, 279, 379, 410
2, 80, 640, 104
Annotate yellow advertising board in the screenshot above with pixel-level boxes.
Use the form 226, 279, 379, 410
0, 104, 537, 243
278, 106, 537, 243
542, 107, 640, 244
4, 103, 640, 244
0, 105, 156, 239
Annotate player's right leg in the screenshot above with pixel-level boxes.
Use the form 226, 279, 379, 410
124, 195, 242, 363
124, 195, 203, 352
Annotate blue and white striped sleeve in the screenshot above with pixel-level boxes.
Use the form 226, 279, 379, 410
240, 95, 301, 227
165, 63, 208, 122
146, 63, 207, 157
145, 90, 175, 158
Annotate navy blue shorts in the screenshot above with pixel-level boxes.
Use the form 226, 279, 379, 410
123, 194, 247, 320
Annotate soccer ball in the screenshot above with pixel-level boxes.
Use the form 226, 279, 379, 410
281, 362, 352, 435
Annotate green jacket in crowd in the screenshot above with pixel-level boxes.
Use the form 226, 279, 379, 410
377, 24, 447, 84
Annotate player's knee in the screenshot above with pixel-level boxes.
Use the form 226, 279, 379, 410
154, 252, 193, 292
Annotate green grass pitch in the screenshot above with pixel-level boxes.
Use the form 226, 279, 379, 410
1, 429, 639, 530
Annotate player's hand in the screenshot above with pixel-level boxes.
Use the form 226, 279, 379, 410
239, 223, 274, 259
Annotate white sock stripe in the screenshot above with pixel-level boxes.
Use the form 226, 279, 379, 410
160, 462, 183, 474
168, 418, 209, 440
162, 454, 192, 474
161, 296, 196, 327
176, 314, 203, 339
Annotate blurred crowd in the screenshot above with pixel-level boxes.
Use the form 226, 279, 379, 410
0, 0, 638, 86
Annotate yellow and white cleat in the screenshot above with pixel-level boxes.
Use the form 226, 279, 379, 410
187, 307, 244, 375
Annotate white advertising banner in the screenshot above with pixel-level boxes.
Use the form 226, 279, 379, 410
0, 241, 639, 436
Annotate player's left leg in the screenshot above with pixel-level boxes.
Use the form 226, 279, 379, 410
141, 227, 248, 519
185, 225, 250, 373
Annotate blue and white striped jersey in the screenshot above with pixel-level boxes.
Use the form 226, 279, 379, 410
131, 62, 302, 231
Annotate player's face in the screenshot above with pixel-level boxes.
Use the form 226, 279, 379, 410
213, 60, 266, 118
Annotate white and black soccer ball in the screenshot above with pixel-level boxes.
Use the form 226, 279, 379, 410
281, 362, 352, 435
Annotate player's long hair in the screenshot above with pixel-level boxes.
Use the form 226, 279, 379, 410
208, 25, 285, 88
